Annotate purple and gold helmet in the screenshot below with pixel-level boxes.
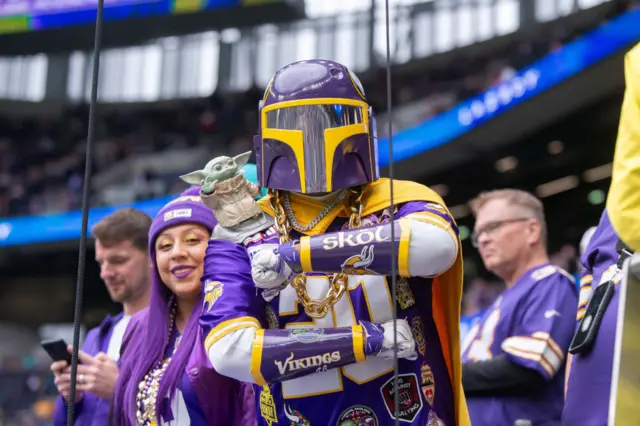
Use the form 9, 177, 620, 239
254, 60, 379, 194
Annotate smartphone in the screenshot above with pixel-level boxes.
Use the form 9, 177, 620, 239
41, 339, 72, 364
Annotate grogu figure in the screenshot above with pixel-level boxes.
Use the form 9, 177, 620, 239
180, 151, 263, 228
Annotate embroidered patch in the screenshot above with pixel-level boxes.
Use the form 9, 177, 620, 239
397, 278, 415, 310
411, 316, 426, 358
289, 327, 324, 343
341, 245, 376, 275
380, 373, 423, 423
337, 405, 379, 425
284, 404, 311, 425
202, 281, 223, 312
259, 385, 277, 426
265, 304, 279, 329
164, 208, 192, 221
420, 364, 435, 406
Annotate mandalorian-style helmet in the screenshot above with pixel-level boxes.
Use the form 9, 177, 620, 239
253, 59, 380, 194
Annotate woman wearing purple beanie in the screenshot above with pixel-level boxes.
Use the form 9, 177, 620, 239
110, 188, 256, 425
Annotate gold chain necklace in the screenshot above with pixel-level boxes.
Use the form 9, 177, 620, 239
268, 187, 364, 319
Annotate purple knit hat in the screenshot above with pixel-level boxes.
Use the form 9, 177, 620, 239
149, 186, 217, 253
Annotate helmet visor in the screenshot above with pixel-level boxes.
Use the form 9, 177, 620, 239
264, 104, 365, 193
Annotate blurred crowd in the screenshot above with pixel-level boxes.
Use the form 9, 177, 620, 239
0, 371, 56, 426
0, 344, 58, 426
0, 27, 583, 220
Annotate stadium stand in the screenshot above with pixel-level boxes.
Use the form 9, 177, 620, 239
0, 25, 595, 219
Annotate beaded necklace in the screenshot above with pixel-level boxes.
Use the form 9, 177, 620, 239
135, 302, 183, 426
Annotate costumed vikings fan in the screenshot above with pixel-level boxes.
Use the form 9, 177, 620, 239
199, 60, 470, 425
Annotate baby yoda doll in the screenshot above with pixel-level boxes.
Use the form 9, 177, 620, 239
180, 151, 263, 229
181, 152, 284, 301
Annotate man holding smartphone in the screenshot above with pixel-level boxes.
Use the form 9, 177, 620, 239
50, 208, 152, 425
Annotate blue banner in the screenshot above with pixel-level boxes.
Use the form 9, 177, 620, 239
0, 164, 262, 247
377, 8, 640, 166
0, 0, 244, 35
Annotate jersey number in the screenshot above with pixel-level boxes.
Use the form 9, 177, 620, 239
462, 309, 501, 361
279, 275, 395, 398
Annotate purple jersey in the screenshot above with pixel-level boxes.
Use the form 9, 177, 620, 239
461, 263, 578, 426
139, 329, 208, 426
202, 201, 458, 425
174, 373, 208, 426
563, 210, 619, 426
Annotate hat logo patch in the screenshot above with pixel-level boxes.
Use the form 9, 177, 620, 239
164, 208, 192, 221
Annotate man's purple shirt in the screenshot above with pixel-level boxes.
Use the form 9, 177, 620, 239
53, 313, 123, 426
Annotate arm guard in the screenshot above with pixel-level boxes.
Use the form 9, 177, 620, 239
250, 322, 384, 385
278, 220, 411, 276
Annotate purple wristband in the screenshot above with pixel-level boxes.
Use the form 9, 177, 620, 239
361, 321, 384, 356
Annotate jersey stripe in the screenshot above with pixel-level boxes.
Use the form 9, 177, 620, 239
204, 316, 262, 353
501, 333, 564, 378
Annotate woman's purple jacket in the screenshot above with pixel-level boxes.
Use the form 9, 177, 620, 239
114, 307, 256, 426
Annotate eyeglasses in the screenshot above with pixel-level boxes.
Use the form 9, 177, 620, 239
471, 218, 531, 248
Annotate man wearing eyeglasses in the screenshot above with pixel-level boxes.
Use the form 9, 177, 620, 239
460, 189, 578, 426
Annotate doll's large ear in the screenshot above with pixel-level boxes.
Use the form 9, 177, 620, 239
179, 170, 205, 185
233, 151, 252, 168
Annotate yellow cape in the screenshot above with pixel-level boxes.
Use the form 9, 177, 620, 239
608, 42, 640, 252
258, 178, 470, 425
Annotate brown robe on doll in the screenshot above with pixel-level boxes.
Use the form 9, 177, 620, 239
201, 174, 262, 228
